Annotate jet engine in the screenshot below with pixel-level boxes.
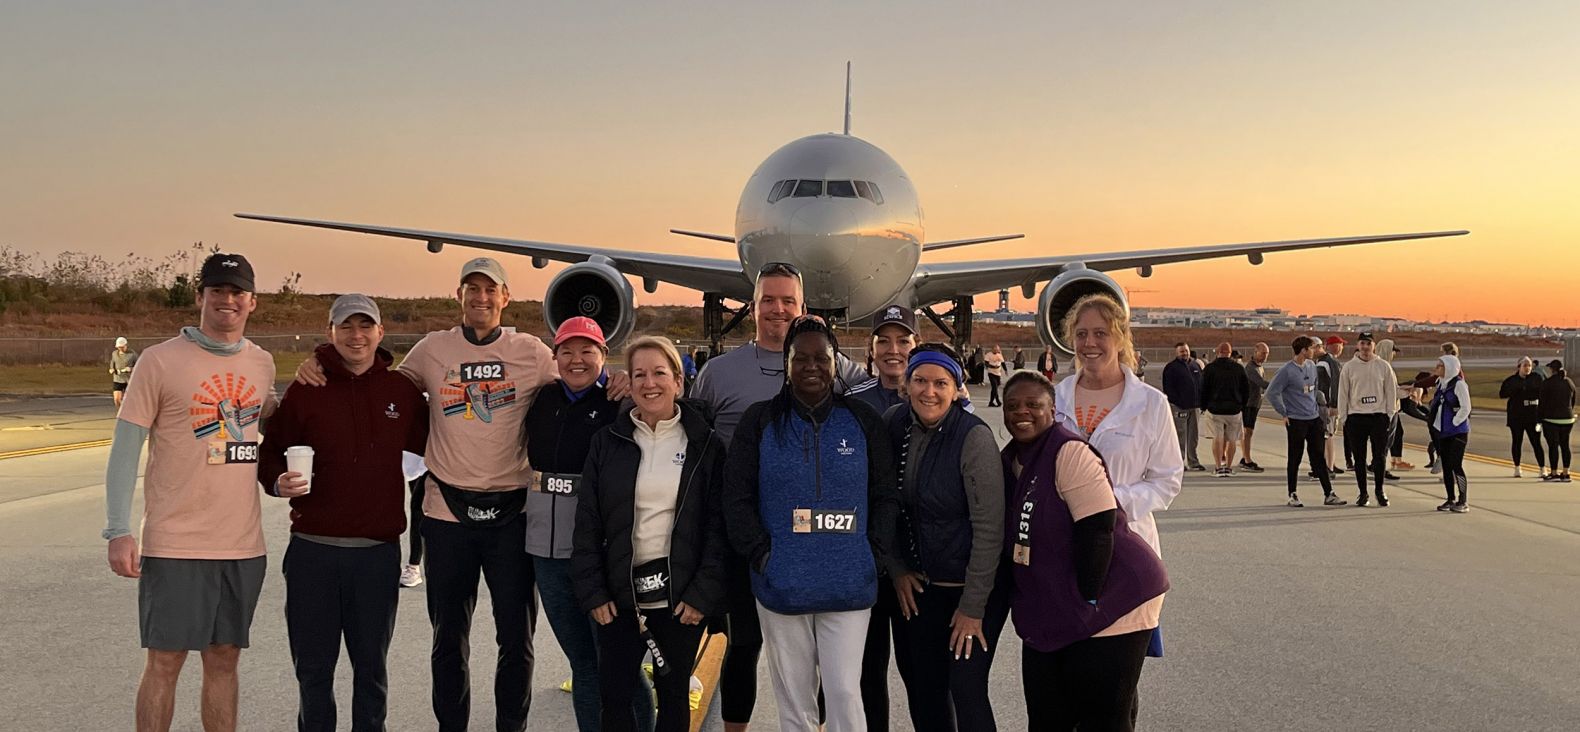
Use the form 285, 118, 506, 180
1036, 268, 1128, 354
542, 256, 636, 348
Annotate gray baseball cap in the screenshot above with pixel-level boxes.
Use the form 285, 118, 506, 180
329, 293, 381, 325
460, 256, 508, 286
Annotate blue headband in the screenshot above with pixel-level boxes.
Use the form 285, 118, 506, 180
906, 351, 964, 385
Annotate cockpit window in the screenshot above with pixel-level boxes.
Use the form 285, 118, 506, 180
793, 179, 824, 198
853, 180, 872, 201
767, 179, 794, 204
826, 180, 857, 198
865, 181, 884, 204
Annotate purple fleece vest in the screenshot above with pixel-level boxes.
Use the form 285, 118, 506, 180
1002, 424, 1170, 653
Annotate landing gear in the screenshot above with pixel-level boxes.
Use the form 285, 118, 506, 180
702, 293, 751, 355
920, 296, 974, 356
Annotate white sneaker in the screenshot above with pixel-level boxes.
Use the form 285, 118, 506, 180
1513, 467, 1523, 478
400, 564, 423, 588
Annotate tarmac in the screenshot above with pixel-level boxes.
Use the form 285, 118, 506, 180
2, 384, 1578, 730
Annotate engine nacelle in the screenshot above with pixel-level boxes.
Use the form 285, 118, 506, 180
543, 258, 636, 348
1036, 268, 1128, 354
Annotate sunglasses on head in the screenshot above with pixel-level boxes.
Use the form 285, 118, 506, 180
758, 261, 802, 279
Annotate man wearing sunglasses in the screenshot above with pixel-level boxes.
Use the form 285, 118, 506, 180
690, 261, 868, 731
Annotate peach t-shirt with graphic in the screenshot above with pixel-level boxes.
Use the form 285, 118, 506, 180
117, 337, 275, 560
399, 327, 556, 521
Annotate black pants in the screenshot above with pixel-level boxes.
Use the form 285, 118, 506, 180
1343, 413, 1390, 498
408, 475, 426, 565
898, 583, 1010, 732
1437, 433, 1469, 503
1510, 423, 1546, 469
1021, 630, 1152, 732
1389, 414, 1404, 459
597, 608, 702, 732
1284, 417, 1333, 496
987, 374, 1002, 406
1543, 421, 1572, 470
282, 536, 400, 732
422, 514, 536, 732
861, 577, 913, 731
718, 564, 763, 725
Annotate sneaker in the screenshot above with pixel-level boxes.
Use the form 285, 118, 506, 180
1385, 472, 1401, 481
1543, 473, 1560, 482
1332, 466, 1345, 476
1216, 467, 1232, 478
1187, 464, 1207, 472
1430, 463, 1442, 475
1240, 460, 1265, 473
1562, 474, 1573, 483
1513, 467, 1523, 478
1287, 494, 1304, 507
1436, 500, 1454, 511
1450, 502, 1469, 513
1356, 495, 1370, 508
400, 564, 423, 588
1323, 494, 1348, 506
1308, 471, 1321, 482
1394, 460, 1415, 471
1377, 494, 1390, 507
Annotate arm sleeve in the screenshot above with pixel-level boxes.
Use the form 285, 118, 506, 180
1110, 400, 1184, 520
955, 424, 1006, 619
1385, 365, 1399, 418
1336, 368, 1351, 423
722, 404, 772, 569
257, 385, 302, 497
1246, 362, 1269, 392
1071, 509, 1116, 601
854, 401, 904, 578
1453, 380, 1473, 426
835, 352, 869, 394
1266, 366, 1289, 416
1499, 376, 1518, 399
570, 435, 614, 612
103, 419, 150, 540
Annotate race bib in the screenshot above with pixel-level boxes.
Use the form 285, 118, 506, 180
791, 508, 857, 534
459, 361, 505, 382
1360, 396, 1377, 404
1013, 496, 1035, 566
208, 440, 258, 465
538, 472, 581, 496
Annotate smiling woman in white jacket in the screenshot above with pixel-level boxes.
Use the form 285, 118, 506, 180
1051, 294, 1183, 661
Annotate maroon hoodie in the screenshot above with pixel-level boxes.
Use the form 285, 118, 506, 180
260, 343, 429, 543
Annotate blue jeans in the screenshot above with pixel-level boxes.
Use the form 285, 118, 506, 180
533, 556, 656, 732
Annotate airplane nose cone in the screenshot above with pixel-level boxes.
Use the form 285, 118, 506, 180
787, 204, 859, 269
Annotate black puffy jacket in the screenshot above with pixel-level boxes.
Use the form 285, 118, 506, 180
1538, 372, 1576, 422
1499, 372, 1544, 427
571, 400, 728, 616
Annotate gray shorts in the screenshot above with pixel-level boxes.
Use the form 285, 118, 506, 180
1209, 413, 1244, 442
139, 556, 266, 651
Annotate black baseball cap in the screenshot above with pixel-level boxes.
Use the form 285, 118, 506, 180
871, 303, 917, 336
1357, 332, 1375, 343
199, 253, 255, 292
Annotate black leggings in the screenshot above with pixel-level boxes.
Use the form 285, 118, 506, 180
718, 566, 763, 725
1437, 433, 1468, 503
407, 475, 425, 566
1544, 421, 1573, 470
1021, 629, 1152, 732
1389, 414, 1404, 459
861, 578, 911, 731
988, 374, 1003, 406
1284, 418, 1333, 496
597, 608, 702, 732
1510, 424, 1546, 469
1344, 414, 1390, 497
897, 583, 1010, 732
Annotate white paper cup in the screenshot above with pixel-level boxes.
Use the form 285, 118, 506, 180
285, 445, 314, 494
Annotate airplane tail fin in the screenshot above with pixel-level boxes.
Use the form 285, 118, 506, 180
843, 61, 852, 135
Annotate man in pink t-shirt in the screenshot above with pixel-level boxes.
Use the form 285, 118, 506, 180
103, 253, 277, 732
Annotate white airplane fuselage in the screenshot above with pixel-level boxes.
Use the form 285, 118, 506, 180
734, 133, 923, 318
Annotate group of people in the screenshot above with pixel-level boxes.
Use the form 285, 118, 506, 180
1161, 332, 1577, 513
104, 254, 1180, 732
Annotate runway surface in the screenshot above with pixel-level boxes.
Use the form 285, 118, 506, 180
2, 384, 1578, 730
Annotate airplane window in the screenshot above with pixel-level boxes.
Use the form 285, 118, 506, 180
793, 179, 824, 197
768, 179, 793, 204
867, 181, 884, 205
827, 180, 857, 198
853, 180, 873, 201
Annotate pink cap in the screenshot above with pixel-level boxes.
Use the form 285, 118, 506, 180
553, 317, 607, 347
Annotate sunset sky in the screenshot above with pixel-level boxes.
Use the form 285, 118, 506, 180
4, 2, 1577, 326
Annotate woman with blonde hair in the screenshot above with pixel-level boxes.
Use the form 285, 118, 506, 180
1051, 293, 1180, 664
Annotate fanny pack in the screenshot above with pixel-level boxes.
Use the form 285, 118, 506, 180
632, 557, 671, 607
430, 473, 527, 528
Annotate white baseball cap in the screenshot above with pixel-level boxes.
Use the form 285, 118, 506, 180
115, 337, 128, 348
460, 257, 508, 286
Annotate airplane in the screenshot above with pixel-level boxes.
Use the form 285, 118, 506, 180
238, 65, 1467, 355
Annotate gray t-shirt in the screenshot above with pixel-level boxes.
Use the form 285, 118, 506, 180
110, 349, 137, 384
691, 341, 868, 447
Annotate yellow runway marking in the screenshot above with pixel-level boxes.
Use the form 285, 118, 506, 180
0, 439, 112, 461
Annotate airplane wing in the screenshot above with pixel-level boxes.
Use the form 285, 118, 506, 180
910, 230, 1468, 304
235, 213, 754, 299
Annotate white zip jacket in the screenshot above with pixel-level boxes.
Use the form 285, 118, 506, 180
1055, 368, 1184, 558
